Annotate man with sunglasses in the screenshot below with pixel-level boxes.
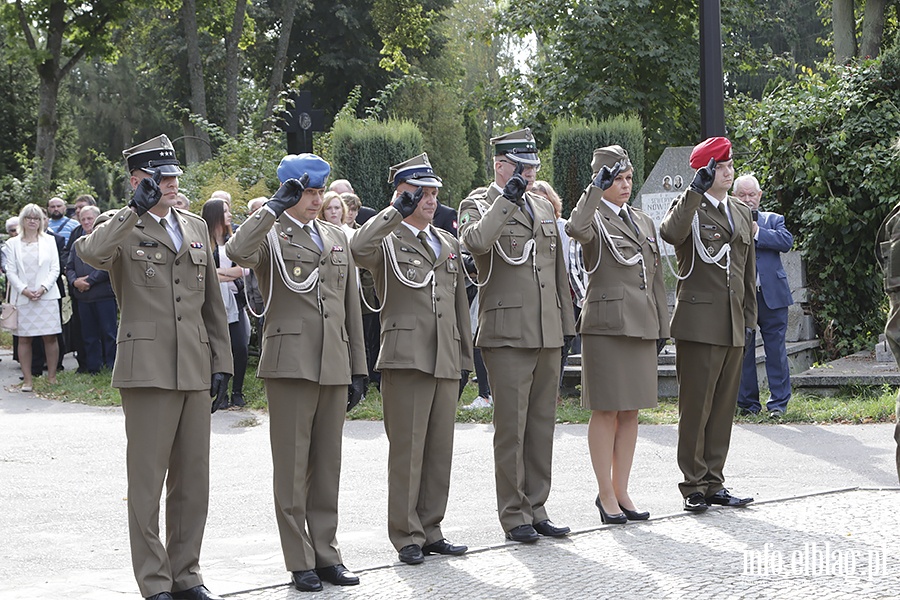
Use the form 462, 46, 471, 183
458, 128, 575, 544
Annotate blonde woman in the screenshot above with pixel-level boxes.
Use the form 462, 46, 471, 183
5, 204, 62, 390
319, 191, 356, 238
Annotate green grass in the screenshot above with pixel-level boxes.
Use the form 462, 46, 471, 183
13, 349, 898, 426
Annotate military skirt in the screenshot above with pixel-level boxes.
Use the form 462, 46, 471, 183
581, 334, 658, 411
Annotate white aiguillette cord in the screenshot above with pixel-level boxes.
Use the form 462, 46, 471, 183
243, 226, 321, 318
662, 211, 731, 281
462, 198, 537, 288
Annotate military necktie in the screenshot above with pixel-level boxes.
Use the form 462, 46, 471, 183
619, 207, 640, 237
417, 231, 437, 263
161, 216, 182, 252
716, 202, 732, 232
303, 224, 322, 251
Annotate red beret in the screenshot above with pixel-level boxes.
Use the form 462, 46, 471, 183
690, 137, 732, 169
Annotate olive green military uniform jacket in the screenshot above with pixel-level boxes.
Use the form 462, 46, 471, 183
566, 185, 669, 340
659, 190, 756, 346
75, 206, 233, 389
350, 206, 474, 379
225, 209, 366, 383
458, 185, 575, 347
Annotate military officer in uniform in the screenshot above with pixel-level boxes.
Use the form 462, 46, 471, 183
75, 135, 233, 600
225, 153, 366, 592
565, 145, 669, 524
659, 137, 757, 513
351, 154, 474, 565
458, 128, 576, 543
875, 203, 900, 484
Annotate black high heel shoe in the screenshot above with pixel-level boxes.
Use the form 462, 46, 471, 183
595, 496, 627, 524
618, 504, 650, 521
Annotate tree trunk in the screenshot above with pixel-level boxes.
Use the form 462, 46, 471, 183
832, 0, 857, 63
860, 0, 887, 59
224, 0, 248, 137
35, 74, 61, 186
181, 0, 212, 161
262, 0, 301, 131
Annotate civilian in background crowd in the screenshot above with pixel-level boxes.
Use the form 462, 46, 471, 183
5, 203, 62, 392
66, 206, 117, 373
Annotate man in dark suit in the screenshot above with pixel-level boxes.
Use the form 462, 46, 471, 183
659, 137, 757, 514
432, 201, 458, 237
77, 135, 233, 600
734, 174, 794, 417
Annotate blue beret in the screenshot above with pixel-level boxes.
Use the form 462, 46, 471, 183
277, 153, 331, 188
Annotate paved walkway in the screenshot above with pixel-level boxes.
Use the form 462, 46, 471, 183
1, 349, 898, 599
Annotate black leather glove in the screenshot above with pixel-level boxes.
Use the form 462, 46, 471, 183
502, 162, 527, 207
657, 338, 668, 355
210, 372, 232, 413
689, 158, 717, 194
592, 162, 622, 191
266, 174, 310, 218
392, 186, 425, 218
461, 251, 477, 276
129, 169, 162, 216
348, 374, 366, 411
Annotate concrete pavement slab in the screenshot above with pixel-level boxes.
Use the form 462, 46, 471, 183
0, 349, 897, 599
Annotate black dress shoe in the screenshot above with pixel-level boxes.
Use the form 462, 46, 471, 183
398, 544, 425, 565
172, 585, 223, 600
423, 539, 468, 556
533, 519, 570, 537
231, 392, 246, 407
505, 524, 540, 543
594, 495, 627, 524
291, 570, 323, 592
618, 503, 650, 521
316, 563, 359, 586
146, 594, 174, 600
705, 488, 754, 507
683, 492, 709, 512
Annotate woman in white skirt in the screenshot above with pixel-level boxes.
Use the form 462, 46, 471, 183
5, 203, 62, 391
566, 146, 669, 524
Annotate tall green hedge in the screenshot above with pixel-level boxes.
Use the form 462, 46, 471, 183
330, 118, 424, 210
550, 116, 645, 217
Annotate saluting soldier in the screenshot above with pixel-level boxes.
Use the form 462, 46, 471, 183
225, 154, 366, 593
565, 145, 669, 524
659, 137, 757, 513
75, 135, 233, 600
875, 202, 900, 484
351, 154, 474, 566
458, 128, 576, 543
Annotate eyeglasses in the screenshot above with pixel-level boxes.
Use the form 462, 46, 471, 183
23, 216, 41, 222
499, 160, 541, 173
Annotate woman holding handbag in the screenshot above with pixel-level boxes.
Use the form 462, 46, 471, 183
5, 204, 62, 391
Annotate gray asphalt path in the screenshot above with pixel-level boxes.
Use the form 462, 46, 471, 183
1, 349, 897, 599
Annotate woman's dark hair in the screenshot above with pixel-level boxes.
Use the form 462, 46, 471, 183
201, 198, 228, 245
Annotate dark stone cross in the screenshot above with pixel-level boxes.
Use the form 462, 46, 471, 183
278, 90, 325, 154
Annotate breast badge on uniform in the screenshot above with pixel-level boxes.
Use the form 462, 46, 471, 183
136, 250, 145, 257
145, 266, 156, 278
332, 245, 344, 252
293, 266, 303, 277
407, 268, 417, 281
190, 241, 203, 249
154, 252, 163, 260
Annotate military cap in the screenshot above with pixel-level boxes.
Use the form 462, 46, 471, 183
277, 153, 331, 188
491, 127, 540, 167
690, 136, 732, 169
123, 134, 183, 176
388, 153, 443, 188
591, 145, 632, 175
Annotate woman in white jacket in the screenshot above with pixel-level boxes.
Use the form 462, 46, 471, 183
5, 203, 62, 391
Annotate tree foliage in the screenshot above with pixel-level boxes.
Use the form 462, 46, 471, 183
732, 41, 900, 356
